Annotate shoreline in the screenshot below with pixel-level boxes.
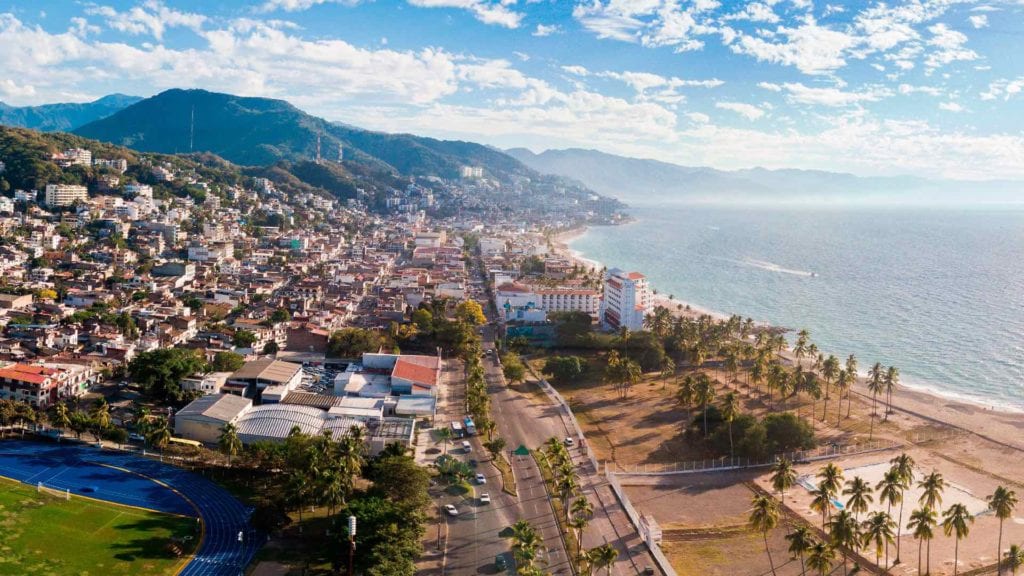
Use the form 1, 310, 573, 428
552, 222, 1024, 447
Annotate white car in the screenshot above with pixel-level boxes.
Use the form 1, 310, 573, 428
445, 504, 459, 516
480, 493, 491, 504
564, 437, 575, 446
475, 473, 486, 484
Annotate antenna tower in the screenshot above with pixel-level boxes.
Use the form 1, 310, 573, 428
316, 134, 322, 164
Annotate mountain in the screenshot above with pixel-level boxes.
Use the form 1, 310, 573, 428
0, 94, 142, 132
74, 89, 539, 182
507, 148, 1024, 205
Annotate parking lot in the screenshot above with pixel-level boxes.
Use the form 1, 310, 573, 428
296, 364, 340, 394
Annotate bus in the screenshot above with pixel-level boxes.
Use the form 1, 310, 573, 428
450, 421, 464, 438
463, 416, 476, 436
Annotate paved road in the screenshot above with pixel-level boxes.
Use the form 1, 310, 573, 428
439, 328, 573, 575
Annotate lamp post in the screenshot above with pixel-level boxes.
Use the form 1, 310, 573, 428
347, 515, 357, 576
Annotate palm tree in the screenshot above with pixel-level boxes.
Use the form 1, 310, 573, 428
771, 457, 797, 503
218, 422, 242, 465
883, 366, 899, 419
918, 471, 946, 511
750, 359, 766, 397
676, 375, 696, 430
821, 355, 839, 421
989, 486, 1018, 575
811, 484, 833, 531
834, 370, 851, 426
787, 525, 815, 575
51, 402, 71, 434
750, 495, 780, 576
720, 392, 740, 459
591, 543, 617, 576
767, 363, 787, 410
794, 329, 810, 364
807, 540, 836, 576
886, 454, 914, 566
876, 468, 903, 569
1006, 544, 1024, 576
827, 509, 860, 576
90, 398, 111, 430
909, 506, 937, 576
437, 426, 452, 455
146, 416, 171, 450
867, 362, 884, 439
843, 476, 874, 522
818, 463, 844, 501
942, 503, 974, 576
844, 354, 858, 418
861, 511, 896, 571
571, 497, 594, 563
694, 373, 716, 438
510, 520, 542, 571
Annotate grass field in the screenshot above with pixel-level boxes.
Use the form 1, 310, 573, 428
0, 476, 196, 576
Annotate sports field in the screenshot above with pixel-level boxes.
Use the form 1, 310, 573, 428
0, 476, 196, 576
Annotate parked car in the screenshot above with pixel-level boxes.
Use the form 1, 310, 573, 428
128, 433, 145, 442
475, 473, 486, 484
462, 441, 471, 452
563, 437, 575, 446
495, 554, 507, 571
480, 492, 491, 504
445, 504, 458, 516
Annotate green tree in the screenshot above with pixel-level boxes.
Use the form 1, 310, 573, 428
270, 308, 291, 323
233, 329, 258, 348
861, 511, 896, 571
455, 300, 486, 325
127, 348, 208, 405
909, 506, 937, 576
219, 422, 243, 465
542, 356, 587, 385
720, 391, 740, 458
590, 543, 617, 576
1006, 544, 1024, 576
918, 471, 946, 510
890, 452, 916, 564
989, 486, 1018, 576
212, 351, 245, 372
771, 457, 797, 502
843, 476, 874, 522
827, 509, 860, 576
806, 540, 835, 576
501, 353, 526, 385
328, 327, 386, 358
942, 503, 974, 576
750, 495, 780, 576
786, 525, 814, 576
262, 341, 280, 355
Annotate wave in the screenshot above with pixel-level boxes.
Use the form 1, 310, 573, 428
742, 258, 817, 277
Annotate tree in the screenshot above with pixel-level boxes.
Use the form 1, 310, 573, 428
1006, 544, 1024, 576
694, 373, 716, 438
501, 353, 526, 385
750, 495, 780, 576
807, 540, 835, 576
146, 416, 171, 450
876, 468, 903, 569
543, 356, 587, 385
918, 471, 945, 511
484, 437, 507, 459
989, 486, 1018, 575
50, 402, 71, 434
909, 507, 937, 576
843, 476, 874, 522
720, 392, 740, 459
262, 341, 280, 355
219, 422, 242, 465
810, 484, 833, 532
455, 300, 486, 326
771, 457, 797, 503
884, 365, 899, 419
604, 351, 641, 400
328, 328, 386, 358
763, 412, 815, 453
127, 348, 208, 405
942, 503, 974, 576
233, 329, 258, 348
270, 308, 291, 323
844, 354, 858, 418
212, 351, 246, 372
411, 308, 433, 332
435, 426, 452, 455
861, 511, 896, 571
834, 370, 851, 426
890, 452, 916, 564
590, 543, 617, 576
786, 525, 814, 576
90, 398, 111, 431
867, 362, 884, 439
828, 509, 860, 576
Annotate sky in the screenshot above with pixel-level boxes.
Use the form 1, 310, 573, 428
2, 0, 1024, 179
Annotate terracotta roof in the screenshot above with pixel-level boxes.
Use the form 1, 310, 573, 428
627, 272, 646, 280
0, 365, 53, 384
392, 355, 439, 387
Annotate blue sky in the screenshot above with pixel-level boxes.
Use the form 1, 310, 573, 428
2, 0, 1024, 178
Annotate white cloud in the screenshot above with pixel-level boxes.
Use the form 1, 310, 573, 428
771, 82, 890, 106
729, 17, 858, 75
898, 83, 943, 96
980, 77, 1024, 101
924, 23, 977, 70
723, 2, 779, 24
938, 101, 964, 112
406, 0, 524, 28
686, 111, 710, 123
715, 101, 765, 120
561, 65, 590, 76
533, 24, 562, 36
757, 81, 782, 92
85, 1, 207, 41
969, 14, 988, 28
572, 0, 715, 51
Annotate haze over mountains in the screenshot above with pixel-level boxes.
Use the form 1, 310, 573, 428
0, 95, 142, 132
507, 148, 1024, 205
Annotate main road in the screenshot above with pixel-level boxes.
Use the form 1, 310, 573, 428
440, 323, 572, 575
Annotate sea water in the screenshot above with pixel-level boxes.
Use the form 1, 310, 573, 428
570, 204, 1024, 410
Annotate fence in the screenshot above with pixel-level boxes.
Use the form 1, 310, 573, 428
606, 472, 679, 576
606, 438, 904, 476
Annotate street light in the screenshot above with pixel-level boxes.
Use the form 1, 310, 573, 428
347, 515, 357, 576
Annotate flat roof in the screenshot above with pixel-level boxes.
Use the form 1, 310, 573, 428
231, 359, 302, 384
176, 393, 252, 422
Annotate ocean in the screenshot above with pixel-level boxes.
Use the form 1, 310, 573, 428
569, 204, 1024, 410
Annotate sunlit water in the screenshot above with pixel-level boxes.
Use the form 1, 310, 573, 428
570, 204, 1024, 409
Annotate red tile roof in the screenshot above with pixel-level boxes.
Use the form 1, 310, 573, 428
392, 356, 439, 387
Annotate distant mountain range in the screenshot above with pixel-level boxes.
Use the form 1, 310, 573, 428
73, 89, 538, 183
0, 94, 142, 132
507, 148, 1024, 204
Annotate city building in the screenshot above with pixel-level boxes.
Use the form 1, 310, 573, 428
600, 268, 651, 332
44, 184, 89, 207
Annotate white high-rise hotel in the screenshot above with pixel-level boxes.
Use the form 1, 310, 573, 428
600, 268, 652, 332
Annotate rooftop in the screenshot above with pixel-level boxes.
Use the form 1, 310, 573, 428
230, 359, 302, 384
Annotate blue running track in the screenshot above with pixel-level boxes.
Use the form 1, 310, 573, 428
0, 440, 264, 576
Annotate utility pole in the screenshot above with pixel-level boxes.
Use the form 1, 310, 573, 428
347, 515, 357, 576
